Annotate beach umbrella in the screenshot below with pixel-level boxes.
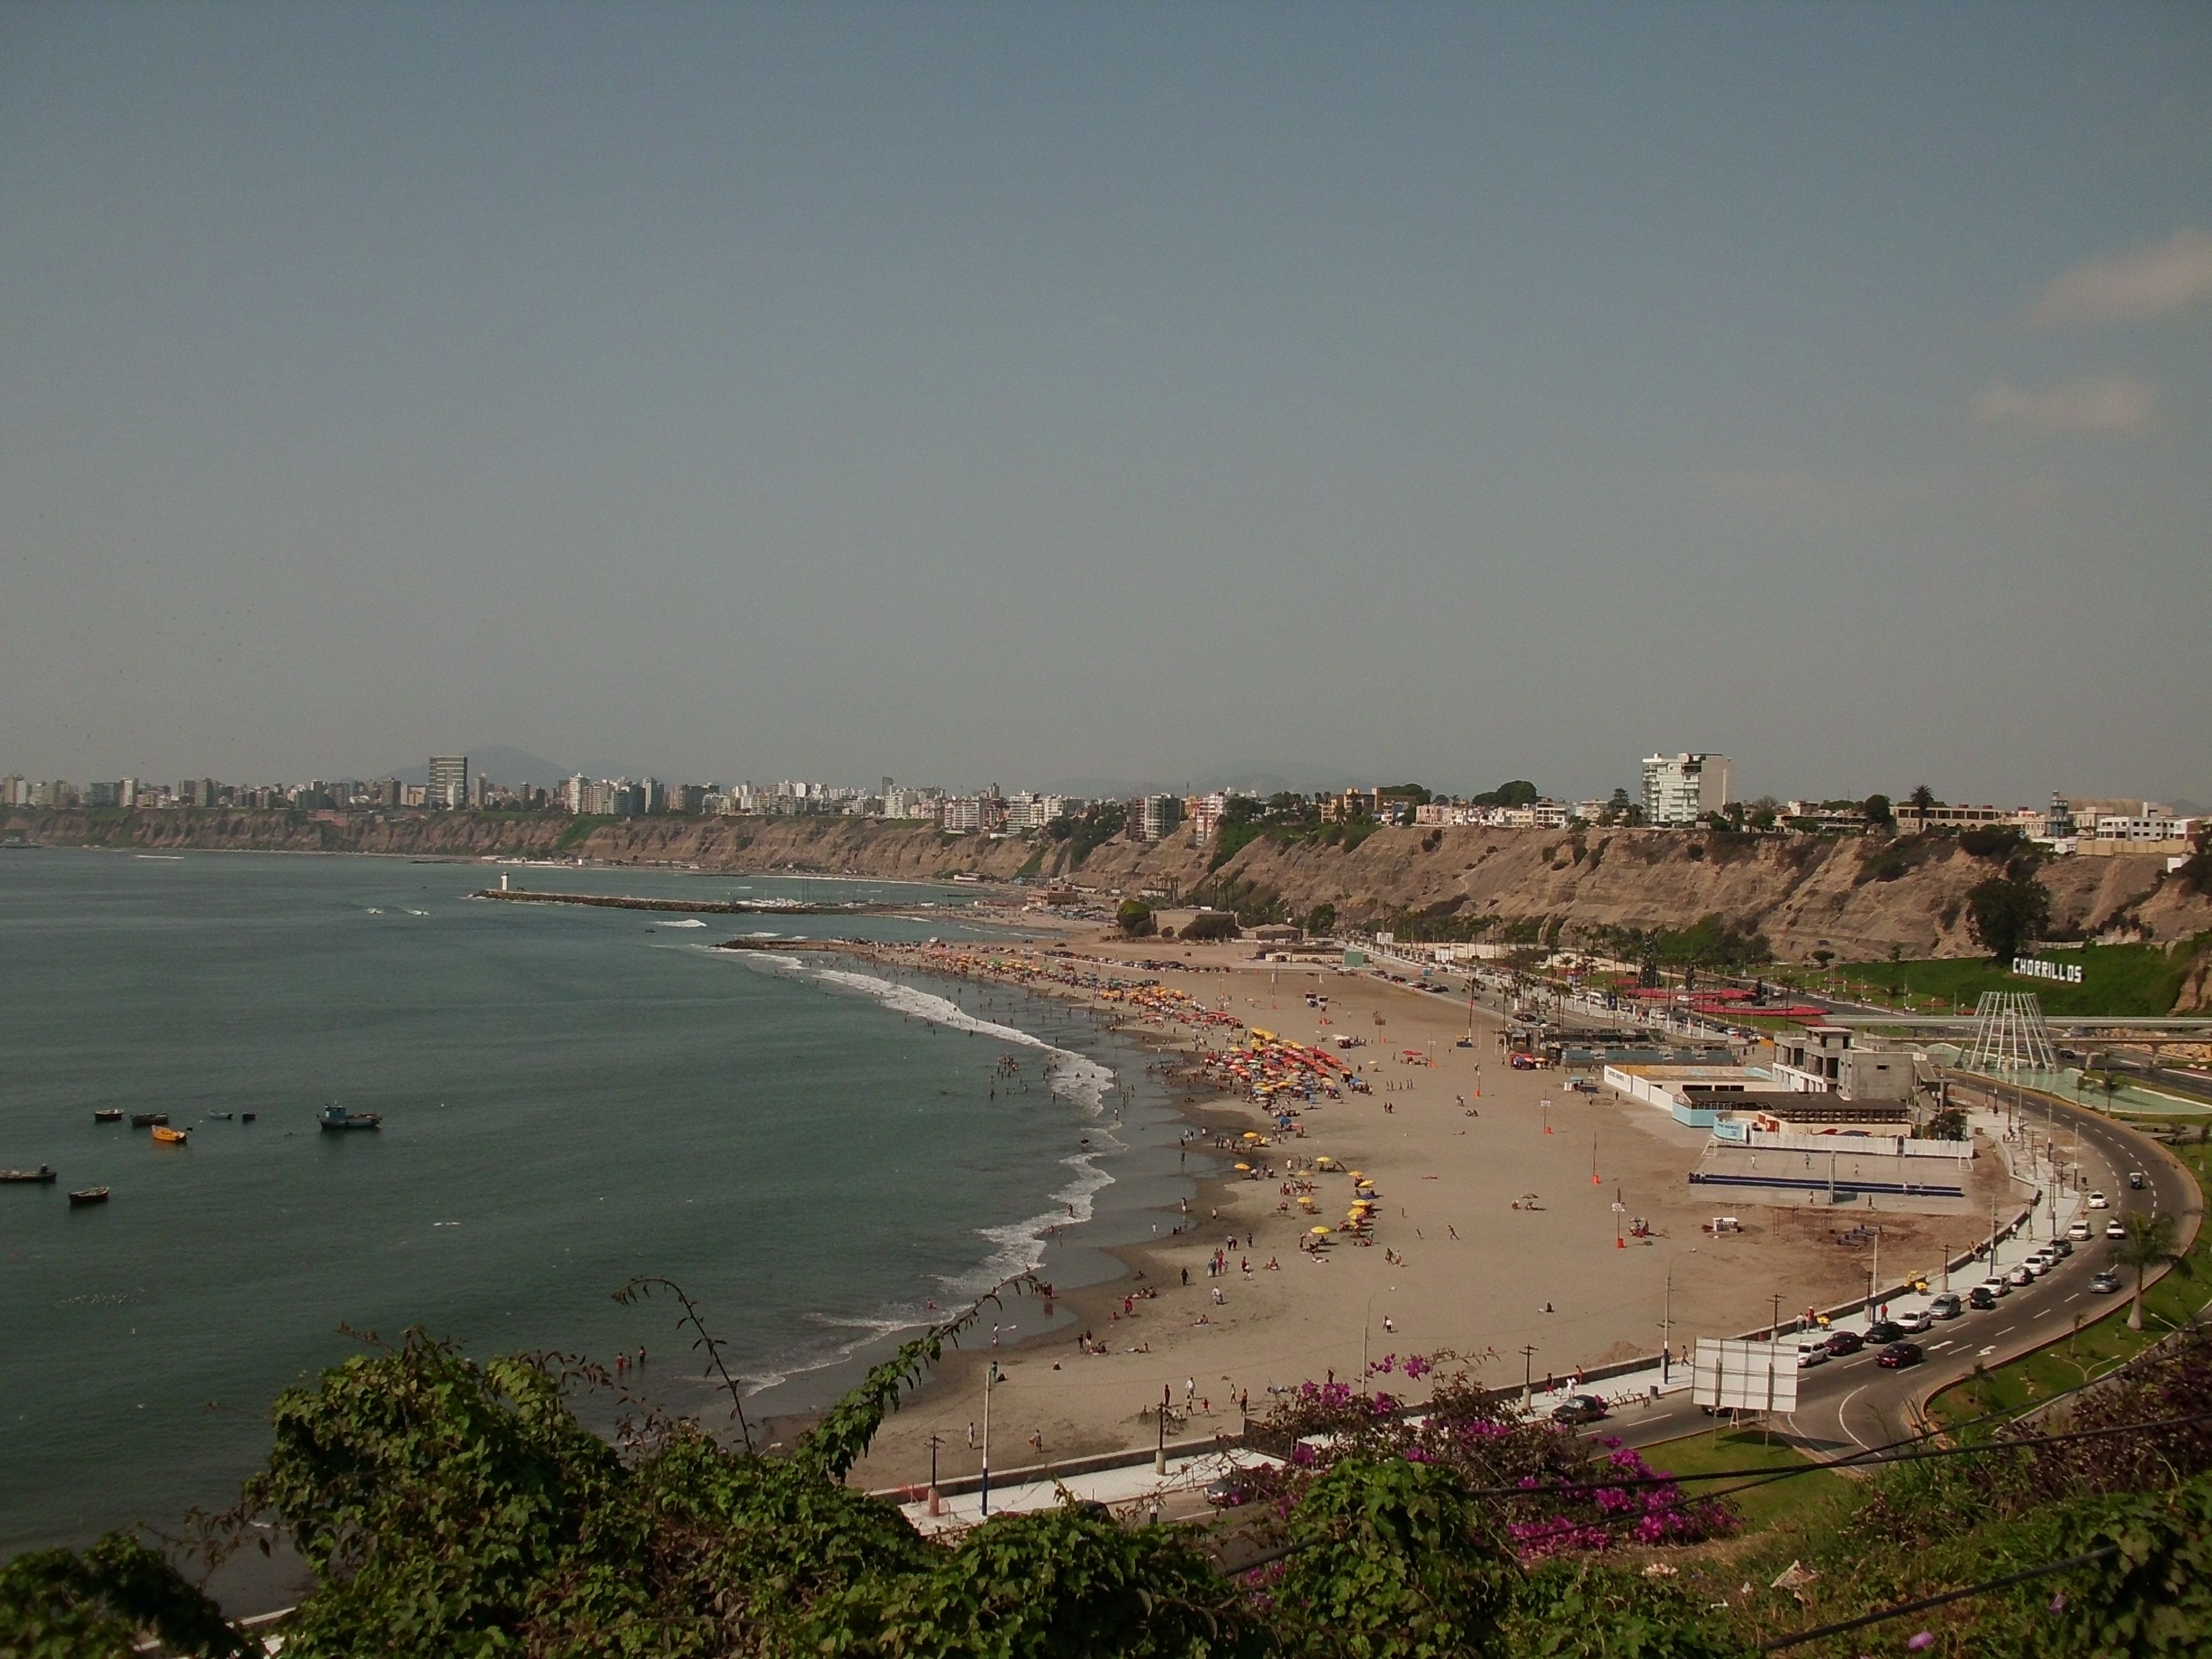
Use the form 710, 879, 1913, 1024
1234, 1162, 1251, 1171
1310, 1225, 1330, 1235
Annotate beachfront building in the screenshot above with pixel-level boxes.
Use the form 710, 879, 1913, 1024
1184, 792, 1228, 842
1130, 795, 1183, 841
2089, 805, 2195, 844
1769, 1027, 1916, 1103
1641, 753, 1735, 828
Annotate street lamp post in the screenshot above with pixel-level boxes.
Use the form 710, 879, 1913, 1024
1662, 1249, 1698, 1384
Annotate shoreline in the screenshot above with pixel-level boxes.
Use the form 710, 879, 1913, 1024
822, 934, 2017, 1495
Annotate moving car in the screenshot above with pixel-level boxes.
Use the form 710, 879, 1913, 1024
1866, 1320, 1906, 1345
2090, 1270, 2121, 1295
1928, 1293, 1963, 1321
1966, 1286, 1999, 1311
2130, 1171, 2146, 1190
1897, 1308, 1934, 1334
2068, 1220, 2093, 1240
1796, 1341, 1830, 1369
1875, 1342, 1924, 1369
2107, 1219, 2128, 1239
1551, 1394, 1610, 1425
2089, 1192, 2109, 1209
1823, 1330, 1866, 1357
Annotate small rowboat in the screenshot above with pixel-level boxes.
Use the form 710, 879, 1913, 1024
1, 1165, 58, 1184
93, 1109, 123, 1124
152, 1124, 189, 1146
129, 1113, 169, 1129
69, 1187, 111, 1207
205, 1111, 234, 1121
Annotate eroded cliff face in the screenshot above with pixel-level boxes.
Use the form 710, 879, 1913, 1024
9, 808, 2206, 967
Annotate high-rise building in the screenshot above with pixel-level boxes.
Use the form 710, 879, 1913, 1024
428, 755, 469, 810
1133, 795, 1183, 841
1641, 754, 1735, 827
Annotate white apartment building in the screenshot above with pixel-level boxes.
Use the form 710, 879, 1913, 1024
2093, 807, 2197, 844
1133, 794, 1182, 841
1641, 753, 1735, 827
940, 797, 985, 833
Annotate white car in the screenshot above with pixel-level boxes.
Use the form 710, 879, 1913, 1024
2007, 1264, 2036, 1287
2023, 1256, 2051, 1278
2107, 1219, 2128, 1239
1796, 1341, 1830, 1369
1897, 1308, 1934, 1333
1979, 1276, 2012, 1299
2067, 1220, 2093, 1241
2089, 1192, 2109, 1209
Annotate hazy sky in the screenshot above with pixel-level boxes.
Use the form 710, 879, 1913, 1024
3, 4, 2207, 804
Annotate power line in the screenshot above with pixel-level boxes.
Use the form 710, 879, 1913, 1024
1759, 1545, 2119, 1652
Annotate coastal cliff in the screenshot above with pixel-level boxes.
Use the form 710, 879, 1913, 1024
9, 806, 2207, 967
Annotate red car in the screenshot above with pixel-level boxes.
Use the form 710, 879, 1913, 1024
1876, 1342, 1924, 1369
1823, 1330, 1865, 1357
1510, 1053, 1540, 1070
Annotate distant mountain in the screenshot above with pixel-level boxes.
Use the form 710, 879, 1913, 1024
375, 746, 570, 787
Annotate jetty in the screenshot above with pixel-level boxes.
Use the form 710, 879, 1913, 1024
474, 888, 950, 917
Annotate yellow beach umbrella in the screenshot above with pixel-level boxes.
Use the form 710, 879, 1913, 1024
1234, 1162, 1251, 1171
1310, 1225, 1330, 1235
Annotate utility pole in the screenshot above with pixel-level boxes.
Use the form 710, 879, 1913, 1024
1156, 1384, 1168, 1474
1521, 1344, 1538, 1410
927, 1433, 942, 1517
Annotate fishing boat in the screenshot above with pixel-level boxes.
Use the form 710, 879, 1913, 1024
129, 1112, 169, 1129
241, 1112, 257, 1123
318, 1104, 383, 1133
205, 1110, 234, 1121
93, 1108, 123, 1124
69, 1187, 111, 1207
151, 1124, 189, 1145
1, 1165, 58, 1184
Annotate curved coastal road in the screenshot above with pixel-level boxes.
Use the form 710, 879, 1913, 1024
1598, 1094, 2199, 1464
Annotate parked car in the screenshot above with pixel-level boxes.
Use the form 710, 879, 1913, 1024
1204, 1477, 1246, 1508
2051, 1238, 2074, 1258
1823, 1330, 1866, 1357
2107, 1219, 2128, 1239
1551, 1394, 1610, 1425
1866, 1320, 1906, 1345
1928, 1292, 1963, 1321
2068, 1220, 2093, 1240
2090, 1270, 2121, 1295
1978, 1276, 2012, 1299
1967, 1286, 1999, 1311
1796, 1341, 1830, 1369
2022, 1256, 2050, 1278
2007, 1264, 2035, 1287
2089, 1192, 2109, 1209
1876, 1342, 1924, 1370
1897, 1308, 1934, 1334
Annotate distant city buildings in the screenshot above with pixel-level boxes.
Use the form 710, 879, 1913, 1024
3, 747, 2200, 873
427, 754, 468, 810
1641, 753, 1736, 828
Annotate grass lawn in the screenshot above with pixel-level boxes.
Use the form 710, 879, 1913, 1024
1931, 1137, 2212, 1430
1773, 941, 2199, 1018
1642, 1427, 1858, 1539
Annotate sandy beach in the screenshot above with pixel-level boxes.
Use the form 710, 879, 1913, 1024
841, 931, 2010, 1493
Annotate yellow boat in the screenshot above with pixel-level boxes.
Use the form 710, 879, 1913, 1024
151, 1124, 189, 1146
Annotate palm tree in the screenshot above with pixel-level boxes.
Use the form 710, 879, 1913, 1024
2111, 1210, 2189, 1332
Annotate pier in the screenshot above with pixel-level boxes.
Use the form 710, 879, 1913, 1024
472, 888, 942, 917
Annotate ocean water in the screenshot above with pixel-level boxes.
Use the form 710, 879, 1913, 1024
0, 851, 1187, 1553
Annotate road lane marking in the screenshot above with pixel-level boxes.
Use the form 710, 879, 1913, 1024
1978, 1345, 1996, 1356
1839, 1385, 1873, 1450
